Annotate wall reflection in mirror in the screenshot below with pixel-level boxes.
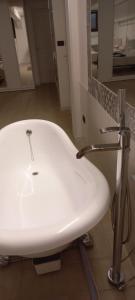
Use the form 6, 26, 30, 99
90, 0, 135, 106
113, 0, 135, 77
91, 0, 99, 79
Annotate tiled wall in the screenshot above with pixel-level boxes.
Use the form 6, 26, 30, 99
89, 77, 135, 142
89, 77, 119, 123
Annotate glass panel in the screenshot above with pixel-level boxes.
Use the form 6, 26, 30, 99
0, 54, 7, 87
91, 0, 99, 78
9, 0, 34, 88
113, 0, 135, 77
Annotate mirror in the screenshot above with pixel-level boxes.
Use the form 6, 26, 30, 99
9, 0, 34, 88
89, 0, 135, 106
113, 0, 135, 78
91, 0, 99, 79
0, 55, 7, 87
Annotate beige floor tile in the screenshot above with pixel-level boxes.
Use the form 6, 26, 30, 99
0, 84, 72, 139
18, 252, 89, 300
0, 261, 22, 300
89, 258, 127, 300
89, 214, 113, 260
100, 289, 126, 300
124, 285, 135, 300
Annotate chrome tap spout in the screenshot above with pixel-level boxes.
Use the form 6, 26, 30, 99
76, 126, 130, 159
76, 143, 121, 159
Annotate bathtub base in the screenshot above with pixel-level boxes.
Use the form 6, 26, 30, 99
0, 234, 94, 268
80, 233, 94, 248
33, 253, 61, 275
0, 255, 26, 266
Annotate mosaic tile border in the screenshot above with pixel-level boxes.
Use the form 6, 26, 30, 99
89, 76, 135, 142
89, 77, 119, 123
87, 0, 135, 142
126, 103, 135, 141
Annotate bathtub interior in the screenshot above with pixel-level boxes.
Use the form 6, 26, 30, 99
0, 120, 110, 255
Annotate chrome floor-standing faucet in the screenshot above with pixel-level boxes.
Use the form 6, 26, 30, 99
77, 89, 131, 288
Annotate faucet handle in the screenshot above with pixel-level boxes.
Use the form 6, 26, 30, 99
100, 127, 121, 134
100, 127, 130, 136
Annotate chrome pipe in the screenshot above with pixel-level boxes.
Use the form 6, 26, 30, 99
108, 89, 130, 287
108, 129, 130, 287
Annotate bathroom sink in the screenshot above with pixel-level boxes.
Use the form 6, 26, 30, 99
0, 120, 110, 257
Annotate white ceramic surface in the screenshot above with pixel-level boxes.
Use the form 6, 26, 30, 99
0, 120, 110, 256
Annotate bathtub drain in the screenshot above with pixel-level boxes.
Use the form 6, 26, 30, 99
32, 172, 39, 176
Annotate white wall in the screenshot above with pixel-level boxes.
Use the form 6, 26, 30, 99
52, 0, 70, 110
65, 0, 88, 138
65, 0, 116, 187
78, 0, 88, 90
65, 0, 115, 183
98, 0, 114, 82
80, 86, 117, 193
15, 15, 31, 65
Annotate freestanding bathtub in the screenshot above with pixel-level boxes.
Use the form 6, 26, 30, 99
0, 120, 110, 258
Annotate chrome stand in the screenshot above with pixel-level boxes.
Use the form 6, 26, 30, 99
107, 90, 131, 288
108, 267, 124, 287
0, 255, 28, 267
78, 236, 99, 300
76, 89, 131, 289
107, 125, 130, 287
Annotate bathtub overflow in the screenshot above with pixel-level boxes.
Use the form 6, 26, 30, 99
26, 129, 32, 136
26, 129, 34, 161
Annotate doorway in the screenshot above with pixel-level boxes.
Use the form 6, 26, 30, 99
26, 1, 55, 85
0, 0, 35, 92
9, 1, 35, 89
0, 0, 70, 111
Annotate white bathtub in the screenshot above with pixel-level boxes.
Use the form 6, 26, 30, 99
0, 120, 110, 258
